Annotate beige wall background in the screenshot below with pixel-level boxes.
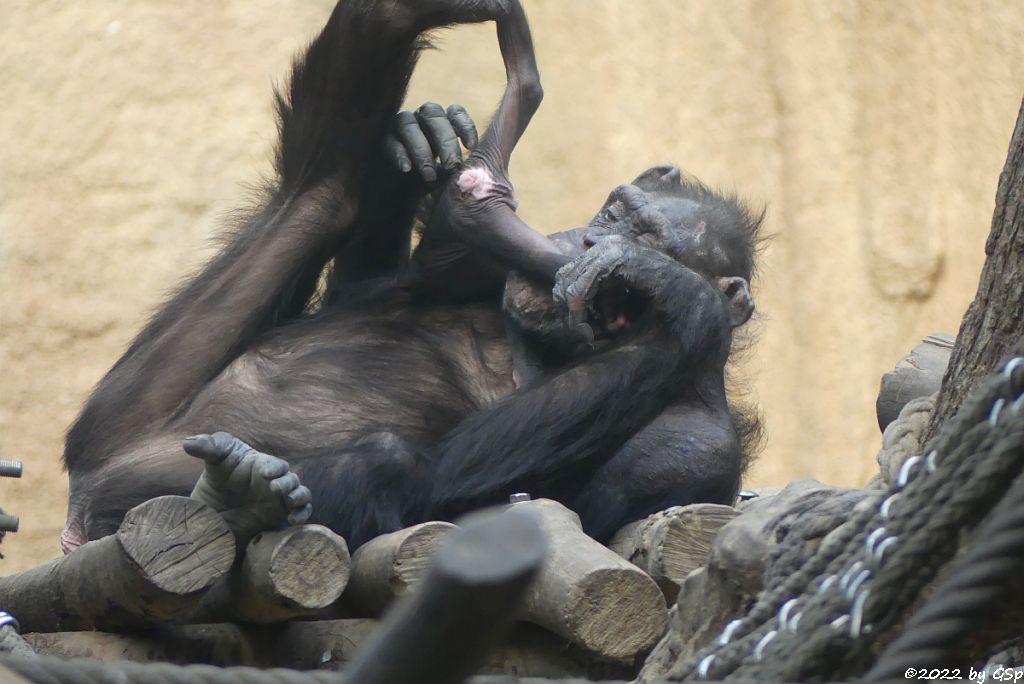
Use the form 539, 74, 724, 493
2, 1, 1023, 573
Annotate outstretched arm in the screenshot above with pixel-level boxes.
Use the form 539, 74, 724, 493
413, 0, 570, 289
65, 0, 512, 469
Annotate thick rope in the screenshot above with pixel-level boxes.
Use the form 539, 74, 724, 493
865, 466, 1024, 679
0, 658, 629, 684
0, 657, 338, 684
681, 336, 1024, 681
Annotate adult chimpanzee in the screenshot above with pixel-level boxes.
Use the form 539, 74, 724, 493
61, 0, 763, 553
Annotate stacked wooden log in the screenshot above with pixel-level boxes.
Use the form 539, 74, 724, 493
2, 331, 950, 679
0, 492, 750, 679
2, 328, 949, 679
0, 333, 968, 681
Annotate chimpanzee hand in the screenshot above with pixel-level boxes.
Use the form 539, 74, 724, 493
553, 235, 728, 346
586, 185, 687, 261
385, 103, 479, 183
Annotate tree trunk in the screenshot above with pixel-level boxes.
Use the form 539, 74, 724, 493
924, 96, 1024, 444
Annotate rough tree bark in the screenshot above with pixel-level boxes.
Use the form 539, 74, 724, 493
924, 96, 1024, 444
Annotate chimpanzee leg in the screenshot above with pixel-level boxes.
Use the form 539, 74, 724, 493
63, 435, 201, 552
290, 433, 431, 550
64, 6, 418, 474
568, 406, 744, 542
64, 0, 511, 476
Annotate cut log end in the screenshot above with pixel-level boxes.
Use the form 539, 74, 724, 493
608, 504, 740, 604
116, 496, 235, 596
564, 566, 668, 658
657, 506, 738, 577
391, 522, 456, 587
345, 521, 456, 615
261, 525, 350, 609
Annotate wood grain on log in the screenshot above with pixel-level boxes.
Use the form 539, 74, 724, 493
343, 521, 455, 616
515, 499, 668, 659
194, 524, 351, 624
240, 524, 350, 618
608, 504, 740, 603
0, 496, 234, 633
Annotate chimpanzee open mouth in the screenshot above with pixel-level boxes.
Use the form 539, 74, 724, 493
586, 276, 646, 339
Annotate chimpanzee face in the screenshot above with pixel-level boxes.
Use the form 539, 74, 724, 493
504, 169, 757, 345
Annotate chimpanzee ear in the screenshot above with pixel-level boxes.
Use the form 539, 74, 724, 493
631, 165, 683, 193
717, 276, 754, 327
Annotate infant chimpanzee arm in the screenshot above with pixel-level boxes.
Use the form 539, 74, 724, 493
413, 0, 570, 288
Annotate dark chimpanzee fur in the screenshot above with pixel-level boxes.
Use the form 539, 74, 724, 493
61, 0, 764, 552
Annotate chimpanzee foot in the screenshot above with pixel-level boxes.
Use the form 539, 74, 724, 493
184, 432, 312, 546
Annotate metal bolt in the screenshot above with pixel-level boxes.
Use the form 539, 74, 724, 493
509, 493, 531, 504
0, 461, 21, 478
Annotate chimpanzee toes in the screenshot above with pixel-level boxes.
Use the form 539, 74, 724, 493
269, 471, 301, 495
447, 104, 479, 149
394, 110, 437, 183
416, 102, 463, 171
288, 503, 313, 526
183, 431, 250, 466
257, 456, 289, 480
189, 433, 314, 545
286, 486, 312, 509
182, 433, 222, 462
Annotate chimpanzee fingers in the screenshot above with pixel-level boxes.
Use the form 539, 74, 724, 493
385, 134, 413, 174
632, 204, 683, 254
257, 456, 289, 480
287, 503, 313, 526
447, 104, 479, 149
416, 102, 462, 171
553, 237, 630, 330
286, 486, 312, 509
609, 184, 649, 212
268, 471, 301, 494
394, 111, 437, 183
